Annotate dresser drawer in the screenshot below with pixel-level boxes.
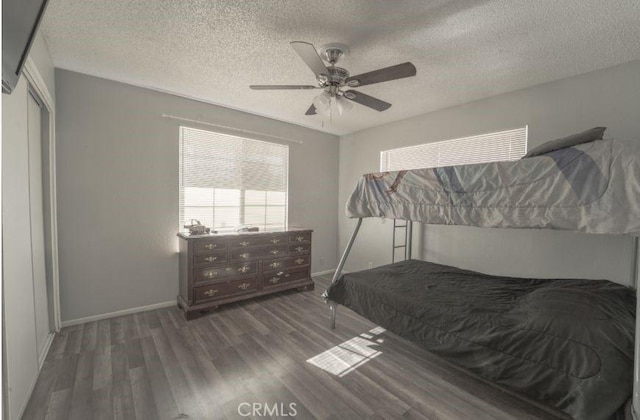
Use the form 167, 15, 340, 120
228, 235, 287, 248
289, 232, 311, 243
264, 267, 310, 288
195, 262, 257, 283
194, 278, 258, 302
193, 251, 227, 266
289, 243, 311, 255
263, 255, 310, 271
230, 245, 289, 262
194, 239, 226, 254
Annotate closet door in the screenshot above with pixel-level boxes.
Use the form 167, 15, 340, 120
28, 89, 51, 361
2, 77, 39, 420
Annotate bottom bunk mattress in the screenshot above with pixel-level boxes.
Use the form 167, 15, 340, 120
325, 259, 636, 420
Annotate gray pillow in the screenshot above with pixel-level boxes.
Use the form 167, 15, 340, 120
523, 127, 607, 158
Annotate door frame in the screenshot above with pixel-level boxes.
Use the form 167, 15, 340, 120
22, 58, 61, 334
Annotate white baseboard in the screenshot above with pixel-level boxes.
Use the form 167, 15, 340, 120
312, 268, 337, 277
16, 331, 56, 420
61, 300, 176, 328
37, 333, 55, 369
61, 270, 343, 328
16, 362, 40, 420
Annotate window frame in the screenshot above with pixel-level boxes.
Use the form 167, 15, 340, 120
179, 126, 289, 232
380, 126, 528, 172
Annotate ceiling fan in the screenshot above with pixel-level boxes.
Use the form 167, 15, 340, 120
250, 42, 416, 116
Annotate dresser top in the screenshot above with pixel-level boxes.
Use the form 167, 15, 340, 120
177, 227, 312, 240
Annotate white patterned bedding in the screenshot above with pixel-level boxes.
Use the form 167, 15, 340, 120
346, 139, 640, 235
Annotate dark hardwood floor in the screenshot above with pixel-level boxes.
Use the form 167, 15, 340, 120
23, 275, 567, 420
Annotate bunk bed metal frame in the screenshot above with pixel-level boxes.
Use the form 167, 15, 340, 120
325, 217, 640, 418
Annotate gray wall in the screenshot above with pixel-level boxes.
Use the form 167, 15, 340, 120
339, 59, 640, 287
55, 70, 339, 322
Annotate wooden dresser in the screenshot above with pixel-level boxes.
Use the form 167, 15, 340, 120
177, 229, 313, 320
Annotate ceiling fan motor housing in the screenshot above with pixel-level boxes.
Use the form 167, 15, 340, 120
317, 67, 350, 97
323, 67, 350, 85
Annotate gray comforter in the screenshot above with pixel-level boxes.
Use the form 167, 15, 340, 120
326, 260, 636, 419
346, 139, 640, 235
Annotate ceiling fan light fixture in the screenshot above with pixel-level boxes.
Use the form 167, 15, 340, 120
312, 91, 331, 114
335, 97, 353, 116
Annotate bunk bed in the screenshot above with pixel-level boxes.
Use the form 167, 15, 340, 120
324, 134, 640, 420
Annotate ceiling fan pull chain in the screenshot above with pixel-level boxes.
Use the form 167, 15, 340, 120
329, 99, 333, 124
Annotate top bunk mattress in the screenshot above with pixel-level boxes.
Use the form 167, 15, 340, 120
346, 139, 640, 235
325, 259, 636, 419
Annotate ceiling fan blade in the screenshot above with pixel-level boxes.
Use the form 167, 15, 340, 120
290, 41, 329, 79
305, 104, 317, 115
250, 85, 318, 90
346, 62, 416, 87
344, 90, 391, 112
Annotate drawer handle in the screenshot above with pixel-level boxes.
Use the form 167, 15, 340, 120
295, 246, 304, 252
285, 273, 291, 278
270, 238, 281, 244
270, 249, 280, 255
204, 288, 218, 297
269, 262, 280, 269
238, 282, 251, 290
225, 267, 233, 272
238, 266, 250, 273
295, 258, 305, 265
239, 253, 250, 259
269, 277, 280, 284
296, 236, 305, 242
239, 241, 250, 247
204, 256, 218, 262
205, 271, 218, 278
204, 243, 217, 250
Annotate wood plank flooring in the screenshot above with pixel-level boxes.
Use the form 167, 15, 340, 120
23, 275, 567, 419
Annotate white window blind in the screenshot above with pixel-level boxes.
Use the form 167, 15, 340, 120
380, 126, 528, 171
179, 126, 289, 232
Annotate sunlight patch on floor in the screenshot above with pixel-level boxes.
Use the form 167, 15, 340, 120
306, 327, 386, 377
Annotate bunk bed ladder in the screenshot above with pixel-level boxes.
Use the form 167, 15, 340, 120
392, 219, 413, 262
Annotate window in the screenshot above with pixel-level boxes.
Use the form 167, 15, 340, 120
179, 127, 288, 232
380, 126, 528, 171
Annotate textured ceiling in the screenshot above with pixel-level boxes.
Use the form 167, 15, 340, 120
41, 0, 640, 136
